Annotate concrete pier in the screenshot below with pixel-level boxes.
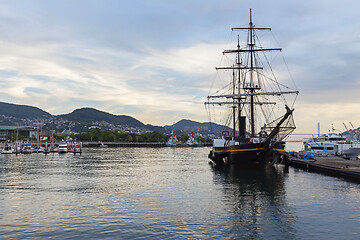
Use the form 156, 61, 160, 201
290, 155, 360, 181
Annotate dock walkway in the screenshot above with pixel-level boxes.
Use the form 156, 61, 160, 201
290, 155, 360, 181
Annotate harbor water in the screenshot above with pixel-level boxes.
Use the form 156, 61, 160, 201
1, 147, 360, 239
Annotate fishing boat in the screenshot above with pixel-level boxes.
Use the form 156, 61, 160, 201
206, 9, 298, 168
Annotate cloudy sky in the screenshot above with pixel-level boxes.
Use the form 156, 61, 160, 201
0, 0, 360, 134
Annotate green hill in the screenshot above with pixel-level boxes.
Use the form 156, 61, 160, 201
0, 101, 51, 119
58, 107, 146, 128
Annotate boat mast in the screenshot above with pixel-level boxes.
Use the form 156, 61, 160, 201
237, 35, 242, 137
249, 9, 255, 136
232, 69, 236, 136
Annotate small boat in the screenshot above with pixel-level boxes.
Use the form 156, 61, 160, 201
33, 146, 44, 153
49, 144, 58, 152
166, 129, 187, 147
1, 144, 14, 154
74, 143, 83, 154
99, 142, 108, 148
22, 143, 33, 154
186, 132, 200, 147
58, 142, 68, 153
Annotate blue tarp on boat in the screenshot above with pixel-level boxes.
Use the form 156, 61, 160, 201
302, 152, 314, 159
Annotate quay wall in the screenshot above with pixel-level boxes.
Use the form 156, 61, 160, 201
289, 156, 360, 182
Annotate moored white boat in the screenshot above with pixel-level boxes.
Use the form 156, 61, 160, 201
58, 142, 68, 153
22, 143, 33, 154
303, 133, 360, 159
185, 132, 200, 147
166, 129, 187, 147
1, 144, 14, 154
33, 146, 44, 153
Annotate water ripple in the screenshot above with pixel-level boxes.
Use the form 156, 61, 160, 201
1, 147, 360, 239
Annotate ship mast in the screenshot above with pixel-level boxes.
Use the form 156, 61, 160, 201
232, 69, 236, 135
249, 9, 255, 136
231, 8, 281, 137
205, 9, 298, 139
236, 35, 242, 137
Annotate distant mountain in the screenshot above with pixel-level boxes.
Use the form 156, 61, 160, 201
0, 101, 228, 136
145, 124, 166, 133
0, 101, 52, 119
58, 107, 146, 128
169, 119, 202, 128
165, 119, 232, 136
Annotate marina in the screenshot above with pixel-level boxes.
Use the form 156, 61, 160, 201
1, 1, 360, 239
1, 141, 212, 152
0, 141, 83, 154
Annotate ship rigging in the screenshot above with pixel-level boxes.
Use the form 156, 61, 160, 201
206, 9, 299, 167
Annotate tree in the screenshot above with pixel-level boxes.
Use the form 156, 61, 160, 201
178, 133, 189, 143
126, 135, 133, 142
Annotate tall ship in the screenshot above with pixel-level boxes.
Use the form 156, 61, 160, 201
206, 9, 299, 168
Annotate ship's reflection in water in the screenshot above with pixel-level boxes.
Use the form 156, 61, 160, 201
212, 165, 296, 239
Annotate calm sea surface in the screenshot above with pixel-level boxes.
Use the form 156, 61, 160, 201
1, 147, 360, 239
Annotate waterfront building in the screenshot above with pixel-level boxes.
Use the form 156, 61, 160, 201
0, 126, 38, 141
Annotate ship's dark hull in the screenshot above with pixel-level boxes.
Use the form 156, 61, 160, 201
209, 142, 286, 168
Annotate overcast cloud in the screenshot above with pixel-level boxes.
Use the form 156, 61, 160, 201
0, 0, 360, 133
